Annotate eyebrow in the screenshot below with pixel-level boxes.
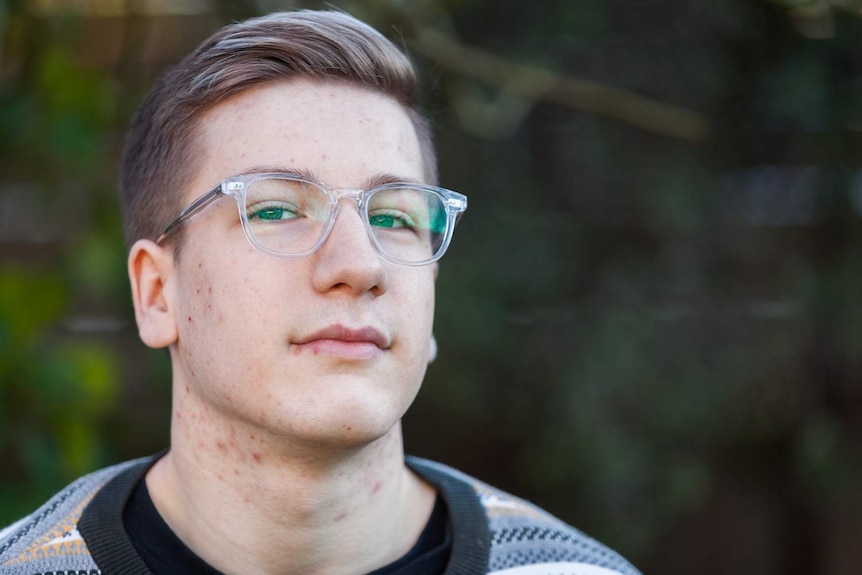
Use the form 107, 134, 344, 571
235, 165, 423, 188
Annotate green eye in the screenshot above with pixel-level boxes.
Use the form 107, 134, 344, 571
369, 211, 414, 229
256, 207, 285, 220
248, 202, 300, 221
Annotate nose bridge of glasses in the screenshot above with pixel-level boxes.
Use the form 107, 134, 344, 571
330, 187, 365, 209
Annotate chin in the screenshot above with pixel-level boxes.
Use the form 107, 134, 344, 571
267, 396, 409, 451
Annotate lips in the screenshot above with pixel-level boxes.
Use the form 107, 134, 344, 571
292, 324, 390, 359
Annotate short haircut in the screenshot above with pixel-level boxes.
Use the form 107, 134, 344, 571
119, 9, 436, 252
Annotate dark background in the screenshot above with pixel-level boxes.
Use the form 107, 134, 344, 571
2, 0, 862, 573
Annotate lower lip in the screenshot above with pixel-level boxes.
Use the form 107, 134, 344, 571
293, 339, 383, 360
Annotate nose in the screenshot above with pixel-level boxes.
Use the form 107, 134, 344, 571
310, 200, 388, 297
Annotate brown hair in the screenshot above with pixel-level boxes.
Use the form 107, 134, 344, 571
119, 10, 436, 251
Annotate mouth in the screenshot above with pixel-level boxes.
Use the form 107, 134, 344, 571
292, 324, 390, 360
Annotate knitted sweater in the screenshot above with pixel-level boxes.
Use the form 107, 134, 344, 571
0, 455, 641, 575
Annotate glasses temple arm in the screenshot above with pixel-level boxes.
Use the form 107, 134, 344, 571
155, 186, 223, 243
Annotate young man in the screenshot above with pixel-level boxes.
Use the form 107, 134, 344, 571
0, 10, 640, 575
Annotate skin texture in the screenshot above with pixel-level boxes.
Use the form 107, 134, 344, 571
127, 79, 438, 575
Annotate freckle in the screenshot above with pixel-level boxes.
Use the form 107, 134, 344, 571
313, 349, 319, 355
188, 316, 193, 323
196, 288, 200, 294
250, 434, 255, 440
185, 385, 190, 394
207, 304, 212, 310
217, 474, 224, 482
198, 262, 202, 268
208, 287, 212, 294
253, 453, 262, 463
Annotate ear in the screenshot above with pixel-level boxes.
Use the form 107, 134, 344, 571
128, 239, 178, 349
427, 333, 438, 364
428, 264, 439, 363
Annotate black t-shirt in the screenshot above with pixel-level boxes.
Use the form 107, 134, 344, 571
123, 477, 452, 575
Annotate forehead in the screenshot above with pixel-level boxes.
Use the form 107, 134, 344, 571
188, 79, 423, 197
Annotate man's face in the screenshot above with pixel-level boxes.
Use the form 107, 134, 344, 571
163, 79, 436, 448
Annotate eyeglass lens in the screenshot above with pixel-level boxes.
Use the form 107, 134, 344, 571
244, 178, 448, 262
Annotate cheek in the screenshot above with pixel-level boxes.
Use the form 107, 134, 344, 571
177, 263, 276, 395
177, 258, 261, 353
398, 272, 437, 343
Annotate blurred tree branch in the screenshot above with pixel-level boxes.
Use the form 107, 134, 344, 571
410, 27, 712, 144
768, 0, 862, 38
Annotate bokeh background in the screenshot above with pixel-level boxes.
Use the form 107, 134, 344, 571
2, 0, 862, 573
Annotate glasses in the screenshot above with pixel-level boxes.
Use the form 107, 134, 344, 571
156, 172, 468, 266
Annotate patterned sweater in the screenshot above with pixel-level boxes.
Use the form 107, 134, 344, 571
0, 455, 641, 575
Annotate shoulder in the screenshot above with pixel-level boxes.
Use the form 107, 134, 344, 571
407, 457, 641, 575
0, 457, 150, 574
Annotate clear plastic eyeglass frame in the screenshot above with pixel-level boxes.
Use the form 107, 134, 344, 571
155, 172, 468, 266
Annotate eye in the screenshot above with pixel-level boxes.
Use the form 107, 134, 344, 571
247, 201, 301, 221
369, 210, 417, 230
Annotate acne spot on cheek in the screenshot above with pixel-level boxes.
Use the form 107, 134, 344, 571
217, 441, 227, 451
293, 347, 302, 356
371, 481, 381, 495
321, 153, 328, 161
252, 452, 262, 463
188, 316, 193, 323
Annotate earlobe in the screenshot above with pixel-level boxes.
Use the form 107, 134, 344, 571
128, 239, 178, 349
428, 334, 438, 364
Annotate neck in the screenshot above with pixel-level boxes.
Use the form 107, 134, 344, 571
145, 387, 435, 575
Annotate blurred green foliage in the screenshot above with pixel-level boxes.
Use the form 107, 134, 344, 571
2, 1, 862, 574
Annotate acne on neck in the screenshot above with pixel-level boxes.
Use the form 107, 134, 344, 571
147, 386, 428, 574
